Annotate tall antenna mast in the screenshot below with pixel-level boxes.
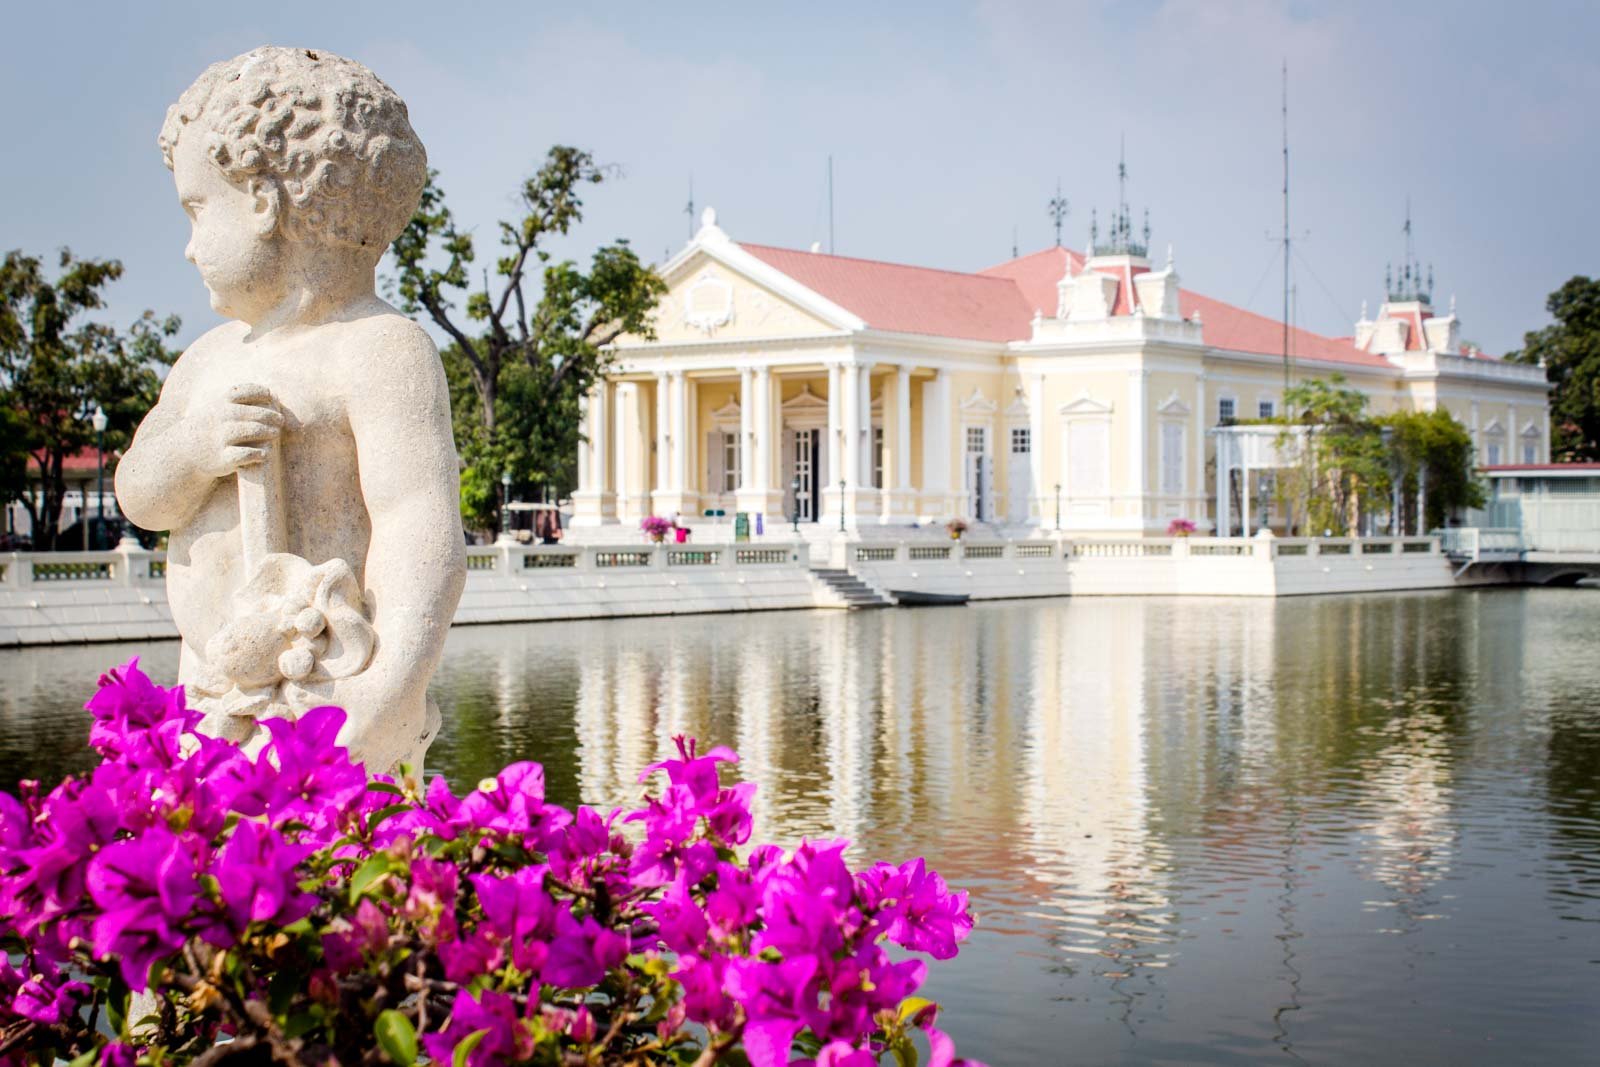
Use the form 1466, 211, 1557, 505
685, 174, 695, 241
1281, 60, 1292, 400
828, 156, 835, 255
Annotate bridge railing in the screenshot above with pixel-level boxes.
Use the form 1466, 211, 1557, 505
1437, 527, 1523, 561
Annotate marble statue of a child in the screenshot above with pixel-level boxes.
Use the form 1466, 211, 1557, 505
117, 47, 466, 772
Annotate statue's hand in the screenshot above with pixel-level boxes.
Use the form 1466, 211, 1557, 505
192, 382, 284, 479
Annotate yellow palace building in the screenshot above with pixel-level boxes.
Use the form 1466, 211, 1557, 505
570, 203, 1548, 536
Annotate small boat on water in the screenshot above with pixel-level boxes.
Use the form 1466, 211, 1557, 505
890, 590, 970, 606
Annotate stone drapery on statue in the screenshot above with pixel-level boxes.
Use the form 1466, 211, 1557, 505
115, 47, 466, 773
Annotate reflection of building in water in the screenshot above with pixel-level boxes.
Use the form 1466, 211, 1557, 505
1361, 714, 1455, 909
1021, 601, 1176, 997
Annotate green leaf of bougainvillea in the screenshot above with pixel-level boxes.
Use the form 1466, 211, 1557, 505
375, 1009, 418, 1067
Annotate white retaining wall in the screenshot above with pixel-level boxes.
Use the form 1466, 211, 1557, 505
1, 541, 829, 647
0, 534, 1477, 648
847, 535, 1457, 599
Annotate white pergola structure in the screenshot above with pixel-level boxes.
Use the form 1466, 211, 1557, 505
1209, 424, 1305, 536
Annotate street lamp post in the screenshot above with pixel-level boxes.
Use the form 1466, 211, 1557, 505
1054, 483, 1061, 532
838, 479, 847, 533
500, 470, 512, 541
791, 476, 801, 536
91, 404, 108, 550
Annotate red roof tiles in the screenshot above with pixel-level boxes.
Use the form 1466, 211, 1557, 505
737, 242, 1403, 369
740, 243, 1035, 343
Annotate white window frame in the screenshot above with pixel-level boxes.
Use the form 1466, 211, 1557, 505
1257, 398, 1276, 421
1158, 419, 1186, 497
1217, 395, 1237, 424
723, 432, 740, 492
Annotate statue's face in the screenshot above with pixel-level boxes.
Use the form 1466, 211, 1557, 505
172, 130, 286, 323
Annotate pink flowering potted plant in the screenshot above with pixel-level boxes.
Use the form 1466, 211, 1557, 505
0, 662, 987, 1067
944, 517, 968, 541
1167, 517, 1197, 538
640, 515, 673, 543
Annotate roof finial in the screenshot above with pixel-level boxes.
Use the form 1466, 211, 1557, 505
701, 205, 717, 229
1047, 180, 1070, 248
1166, 243, 1174, 270
1360, 298, 1369, 321
1449, 292, 1457, 315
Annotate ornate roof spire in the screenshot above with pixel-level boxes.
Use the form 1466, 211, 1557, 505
1387, 200, 1432, 303
1047, 180, 1070, 247
1097, 140, 1148, 257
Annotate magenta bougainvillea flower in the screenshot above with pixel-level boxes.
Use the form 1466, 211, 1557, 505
0, 662, 986, 1067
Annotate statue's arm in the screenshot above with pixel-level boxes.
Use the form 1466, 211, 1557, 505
341, 321, 467, 756
116, 358, 214, 532
117, 338, 283, 533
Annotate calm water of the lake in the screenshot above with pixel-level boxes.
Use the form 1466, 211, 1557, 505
3, 589, 1598, 1065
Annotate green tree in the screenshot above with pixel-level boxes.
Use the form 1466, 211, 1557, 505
1379, 407, 1485, 532
1276, 375, 1392, 535
0, 249, 178, 549
390, 147, 665, 533
1507, 275, 1600, 460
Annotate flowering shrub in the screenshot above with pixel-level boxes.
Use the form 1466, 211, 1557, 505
0, 661, 984, 1067
1166, 518, 1197, 537
640, 516, 673, 542
943, 519, 968, 540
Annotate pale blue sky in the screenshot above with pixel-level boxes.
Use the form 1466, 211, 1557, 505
4, 0, 1596, 356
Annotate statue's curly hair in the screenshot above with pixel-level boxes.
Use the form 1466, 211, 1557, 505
159, 47, 427, 257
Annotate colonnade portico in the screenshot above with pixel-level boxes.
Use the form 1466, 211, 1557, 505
571, 359, 939, 530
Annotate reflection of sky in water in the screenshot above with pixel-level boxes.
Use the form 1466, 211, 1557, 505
3, 590, 1599, 1064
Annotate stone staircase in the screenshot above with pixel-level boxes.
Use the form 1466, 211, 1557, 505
810, 568, 894, 609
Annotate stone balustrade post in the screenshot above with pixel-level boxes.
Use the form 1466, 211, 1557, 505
114, 537, 153, 586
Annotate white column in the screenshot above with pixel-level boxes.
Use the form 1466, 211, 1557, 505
841, 362, 862, 491
1216, 433, 1231, 538
895, 366, 912, 490
1028, 372, 1044, 521
739, 367, 754, 492
921, 372, 951, 494
672, 371, 690, 494
654, 372, 670, 497
576, 389, 593, 495
1126, 369, 1146, 520
1509, 402, 1519, 462
858, 363, 874, 487
826, 364, 842, 487
753, 366, 772, 494
592, 381, 610, 496
1194, 375, 1208, 525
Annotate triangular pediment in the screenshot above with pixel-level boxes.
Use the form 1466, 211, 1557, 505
1520, 420, 1542, 439
959, 388, 998, 414
1059, 392, 1113, 416
1156, 390, 1190, 416
1482, 418, 1504, 435
616, 244, 860, 347
782, 386, 829, 414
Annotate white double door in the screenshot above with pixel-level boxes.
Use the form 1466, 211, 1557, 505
783, 427, 825, 522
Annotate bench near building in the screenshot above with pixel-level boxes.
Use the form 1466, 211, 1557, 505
570, 199, 1548, 537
